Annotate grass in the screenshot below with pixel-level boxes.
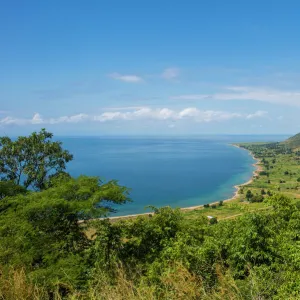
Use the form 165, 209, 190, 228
183, 199, 268, 221
0, 264, 264, 300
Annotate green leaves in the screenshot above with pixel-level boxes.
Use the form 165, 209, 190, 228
1, 130, 299, 297
0, 174, 130, 290
0, 181, 27, 200
0, 129, 73, 190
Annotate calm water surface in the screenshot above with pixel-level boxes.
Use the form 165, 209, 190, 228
61, 135, 287, 216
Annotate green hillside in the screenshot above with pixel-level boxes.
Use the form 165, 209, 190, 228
282, 132, 300, 149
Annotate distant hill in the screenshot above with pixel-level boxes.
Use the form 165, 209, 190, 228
282, 133, 300, 149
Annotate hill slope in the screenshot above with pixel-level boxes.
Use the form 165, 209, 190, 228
282, 132, 300, 149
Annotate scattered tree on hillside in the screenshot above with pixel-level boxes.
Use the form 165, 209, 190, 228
246, 190, 253, 201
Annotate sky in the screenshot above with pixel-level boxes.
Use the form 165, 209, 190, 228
1, 0, 300, 136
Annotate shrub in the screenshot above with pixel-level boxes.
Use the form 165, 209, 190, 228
246, 190, 253, 201
209, 217, 218, 224
250, 194, 264, 203
260, 171, 269, 176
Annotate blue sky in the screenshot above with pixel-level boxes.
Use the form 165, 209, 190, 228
1, 0, 300, 136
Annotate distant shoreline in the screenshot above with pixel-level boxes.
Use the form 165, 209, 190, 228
101, 144, 261, 221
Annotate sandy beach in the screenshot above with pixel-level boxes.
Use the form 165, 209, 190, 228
99, 144, 262, 221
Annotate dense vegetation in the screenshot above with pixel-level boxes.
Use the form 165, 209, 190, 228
0, 130, 299, 299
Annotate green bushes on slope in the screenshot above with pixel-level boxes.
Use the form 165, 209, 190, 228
1, 130, 300, 299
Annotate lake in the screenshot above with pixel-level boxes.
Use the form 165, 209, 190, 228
61, 135, 287, 216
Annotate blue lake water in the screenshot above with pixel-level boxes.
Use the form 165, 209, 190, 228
61, 135, 288, 216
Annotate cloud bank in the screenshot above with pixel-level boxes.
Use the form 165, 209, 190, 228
172, 86, 300, 106
0, 107, 268, 126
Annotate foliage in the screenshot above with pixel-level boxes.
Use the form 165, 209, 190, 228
0, 131, 300, 299
0, 180, 27, 200
0, 175, 130, 290
0, 129, 73, 190
245, 189, 253, 201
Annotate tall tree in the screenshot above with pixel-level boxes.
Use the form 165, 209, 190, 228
0, 129, 73, 190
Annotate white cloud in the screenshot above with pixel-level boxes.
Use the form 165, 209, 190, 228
177, 108, 242, 122
0, 116, 25, 125
31, 113, 43, 124
0, 113, 89, 126
161, 68, 180, 80
0, 107, 270, 127
172, 86, 300, 106
94, 112, 125, 122
49, 113, 89, 124
246, 110, 268, 119
109, 72, 143, 83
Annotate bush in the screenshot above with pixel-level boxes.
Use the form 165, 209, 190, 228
211, 204, 217, 209
246, 190, 253, 201
219, 200, 224, 206
203, 204, 210, 208
260, 171, 269, 176
250, 194, 264, 203
209, 217, 218, 224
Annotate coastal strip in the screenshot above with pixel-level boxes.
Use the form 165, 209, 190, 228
86, 144, 262, 222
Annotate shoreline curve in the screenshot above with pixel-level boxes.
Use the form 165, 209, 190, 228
101, 144, 261, 221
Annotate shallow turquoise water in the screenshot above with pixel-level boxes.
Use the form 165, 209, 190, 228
61, 135, 287, 216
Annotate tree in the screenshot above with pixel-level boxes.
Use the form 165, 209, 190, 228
0, 175, 130, 287
0, 129, 73, 190
209, 217, 218, 225
246, 190, 253, 201
0, 180, 27, 200
251, 194, 264, 203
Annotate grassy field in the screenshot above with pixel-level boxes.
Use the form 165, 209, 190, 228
183, 199, 269, 221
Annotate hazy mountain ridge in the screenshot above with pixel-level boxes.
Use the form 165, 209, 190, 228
282, 132, 300, 150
